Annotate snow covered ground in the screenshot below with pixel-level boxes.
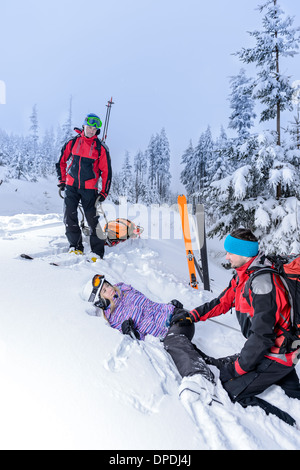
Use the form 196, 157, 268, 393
1, 176, 300, 450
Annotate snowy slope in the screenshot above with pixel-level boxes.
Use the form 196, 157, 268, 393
1, 176, 300, 450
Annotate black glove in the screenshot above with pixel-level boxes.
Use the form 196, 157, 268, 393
215, 353, 240, 368
219, 361, 240, 383
94, 298, 110, 310
97, 193, 106, 203
121, 318, 140, 340
58, 182, 66, 191
169, 299, 184, 309
170, 308, 194, 327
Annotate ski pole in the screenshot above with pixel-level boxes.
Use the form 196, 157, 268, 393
93, 200, 112, 245
208, 318, 240, 333
102, 97, 114, 143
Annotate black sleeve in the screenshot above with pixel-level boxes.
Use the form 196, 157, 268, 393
97, 140, 112, 198
238, 273, 277, 373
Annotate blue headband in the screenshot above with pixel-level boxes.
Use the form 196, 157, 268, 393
224, 235, 259, 257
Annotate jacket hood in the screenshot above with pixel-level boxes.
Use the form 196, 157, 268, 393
247, 251, 272, 272
234, 251, 269, 280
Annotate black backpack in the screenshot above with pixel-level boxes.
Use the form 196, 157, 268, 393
249, 254, 300, 347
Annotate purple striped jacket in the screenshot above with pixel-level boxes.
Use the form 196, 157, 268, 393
104, 283, 175, 340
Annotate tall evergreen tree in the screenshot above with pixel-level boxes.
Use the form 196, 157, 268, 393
235, 0, 300, 199
156, 128, 171, 202
40, 127, 57, 177
133, 150, 147, 203
235, 0, 300, 146
147, 134, 158, 192
180, 140, 195, 197
109, 171, 123, 205
208, 127, 231, 184
121, 151, 134, 202
29, 104, 39, 160
0, 129, 9, 167
61, 96, 74, 144
289, 82, 300, 150
193, 126, 214, 202
228, 69, 256, 141
145, 130, 172, 204
289, 105, 300, 150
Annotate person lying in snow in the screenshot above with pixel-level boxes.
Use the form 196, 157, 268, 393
93, 277, 216, 405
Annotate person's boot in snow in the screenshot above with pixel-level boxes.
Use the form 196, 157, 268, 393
178, 373, 220, 406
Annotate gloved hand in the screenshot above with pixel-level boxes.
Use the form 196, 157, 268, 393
219, 361, 240, 383
170, 308, 194, 327
97, 193, 106, 203
216, 353, 240, 368
121, 318, 140, 340
58, 182, 66, 191
169, 299, 184, 309
94, 298, 110, 310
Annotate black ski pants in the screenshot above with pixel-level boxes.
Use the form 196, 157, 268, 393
164, 323, 300, 426
201, 351, 300, 427
63, 186, 105, 258
163, 323, 215, 384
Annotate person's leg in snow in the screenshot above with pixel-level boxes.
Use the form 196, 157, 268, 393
164, 324, 299, 425
196, 348, 300, 427
163, 322, 216, 403
222, 358, 300, 426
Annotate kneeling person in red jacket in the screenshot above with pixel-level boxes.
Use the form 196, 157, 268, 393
56, 113, 112, 259
171, 228, 300, 426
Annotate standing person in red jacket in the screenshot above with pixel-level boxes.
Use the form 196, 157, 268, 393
170, 228, 300, 426
56, 113, 112, 259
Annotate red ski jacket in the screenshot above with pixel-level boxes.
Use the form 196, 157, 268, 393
56, 128, 112, 198
190, 253, 297, 375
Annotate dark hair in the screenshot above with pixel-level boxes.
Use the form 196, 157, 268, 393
230, 228, 258, 242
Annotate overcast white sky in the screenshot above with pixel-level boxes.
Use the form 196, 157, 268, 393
1, 0, 300, 185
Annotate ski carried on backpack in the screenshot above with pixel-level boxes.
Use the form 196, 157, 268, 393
178, 195, 198, 290
102, 97, 114, 143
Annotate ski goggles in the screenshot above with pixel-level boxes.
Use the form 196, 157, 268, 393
92, 274, 105, 291
88, 274, 106, 302
85, 116, 102, 129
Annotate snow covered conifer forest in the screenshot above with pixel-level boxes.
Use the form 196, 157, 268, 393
181, 0, 300, 254
0, 0, 299, 254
